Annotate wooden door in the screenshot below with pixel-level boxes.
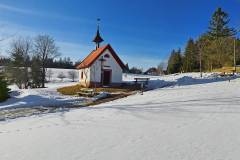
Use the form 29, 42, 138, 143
103, 70, 111, 85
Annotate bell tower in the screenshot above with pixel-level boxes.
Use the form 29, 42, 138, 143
93, 18, 104, 49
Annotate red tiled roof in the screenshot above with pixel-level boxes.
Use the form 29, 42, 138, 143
76, 44, 125, 70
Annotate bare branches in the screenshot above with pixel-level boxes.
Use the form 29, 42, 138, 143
46, 69, 54, 82
57, 72, 66, 82
34, 35, 60, 87
9, 37, 32, 65
68, 70, 77, 82
34, 35, 60, 62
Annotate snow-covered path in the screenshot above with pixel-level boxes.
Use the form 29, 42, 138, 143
0, 78, 240, 160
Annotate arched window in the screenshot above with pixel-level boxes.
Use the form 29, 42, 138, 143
81, 71, 83, 79
104, 54, 110, 58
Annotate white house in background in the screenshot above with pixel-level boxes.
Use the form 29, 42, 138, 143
76, 25, 125, 87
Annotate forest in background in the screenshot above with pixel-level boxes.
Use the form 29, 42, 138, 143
167, 7, 240, 74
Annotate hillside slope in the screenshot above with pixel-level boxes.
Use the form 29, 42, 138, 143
0, 77, 240, 160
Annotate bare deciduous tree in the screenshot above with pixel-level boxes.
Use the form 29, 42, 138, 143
46, 69, 54, 82
57, 72, 66, 82
34, 35, 59, 88
157, 62, 165, 75
68, 70, 77, 82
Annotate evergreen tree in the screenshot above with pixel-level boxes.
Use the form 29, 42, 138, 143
208, 7, 236, 39
129, 67, 143, 74
0, 74, 10, 102
0, 57, 11, 66
166, 7, 238, 73
31, 56, 42, 88
7, 38, 31, 89
167, 50, 176, 74
74, 60, 81, 67
167, 49, 183, 74
183, 39, 199, 72
124, 63, 130, 73
176, 49, 183, 72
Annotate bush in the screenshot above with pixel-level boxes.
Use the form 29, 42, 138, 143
0, 77, 10, 102
57, 72, 66, 81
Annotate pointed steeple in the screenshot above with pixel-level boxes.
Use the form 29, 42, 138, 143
93, 18, 104, 49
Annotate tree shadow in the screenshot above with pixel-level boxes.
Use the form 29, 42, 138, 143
0, 94, 86, 110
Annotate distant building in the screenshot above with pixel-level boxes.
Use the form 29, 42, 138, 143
76, 22, 125, 87
144, 67, 159, 76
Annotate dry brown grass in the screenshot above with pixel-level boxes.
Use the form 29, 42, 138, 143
57, 84, 139, 96
57, 85, 82, 95
213, 67, 240, 73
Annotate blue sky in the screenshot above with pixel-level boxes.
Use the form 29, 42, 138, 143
0, 0, 239, 70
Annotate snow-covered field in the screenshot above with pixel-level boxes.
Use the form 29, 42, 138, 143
0, 70, 236, 110
45, 68, 79, 82
0, 82, 81, 109
0, 75, 240, 160
0, 68, 80, 109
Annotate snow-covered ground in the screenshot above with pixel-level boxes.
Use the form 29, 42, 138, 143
0, 70, 236, 109
0, 82, 82, 109
45, 68, 79, 82
0, 76, 240, 160
0, 68, 81, 109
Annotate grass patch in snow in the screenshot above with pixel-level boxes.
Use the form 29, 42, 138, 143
57, 84, 140, 96
213, 67, 240, 73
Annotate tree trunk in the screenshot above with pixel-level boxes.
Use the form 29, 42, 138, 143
42, 67, 45, 88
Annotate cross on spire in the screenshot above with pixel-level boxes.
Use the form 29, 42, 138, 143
93, 18, 104, 49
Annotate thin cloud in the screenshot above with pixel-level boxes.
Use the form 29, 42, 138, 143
0, 3, 93, 24
0, 21, 91, 60
0, 3, 38, 15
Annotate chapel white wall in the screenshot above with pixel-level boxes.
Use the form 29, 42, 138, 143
90, 49, 122, 83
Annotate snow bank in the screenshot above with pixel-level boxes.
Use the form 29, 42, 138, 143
147, 79, 174, 90
124, 72, 238, 90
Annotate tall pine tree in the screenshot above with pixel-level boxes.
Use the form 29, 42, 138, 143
167, 49, 183, 74
183, 39, 199, 72
208, 7, 236, 39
